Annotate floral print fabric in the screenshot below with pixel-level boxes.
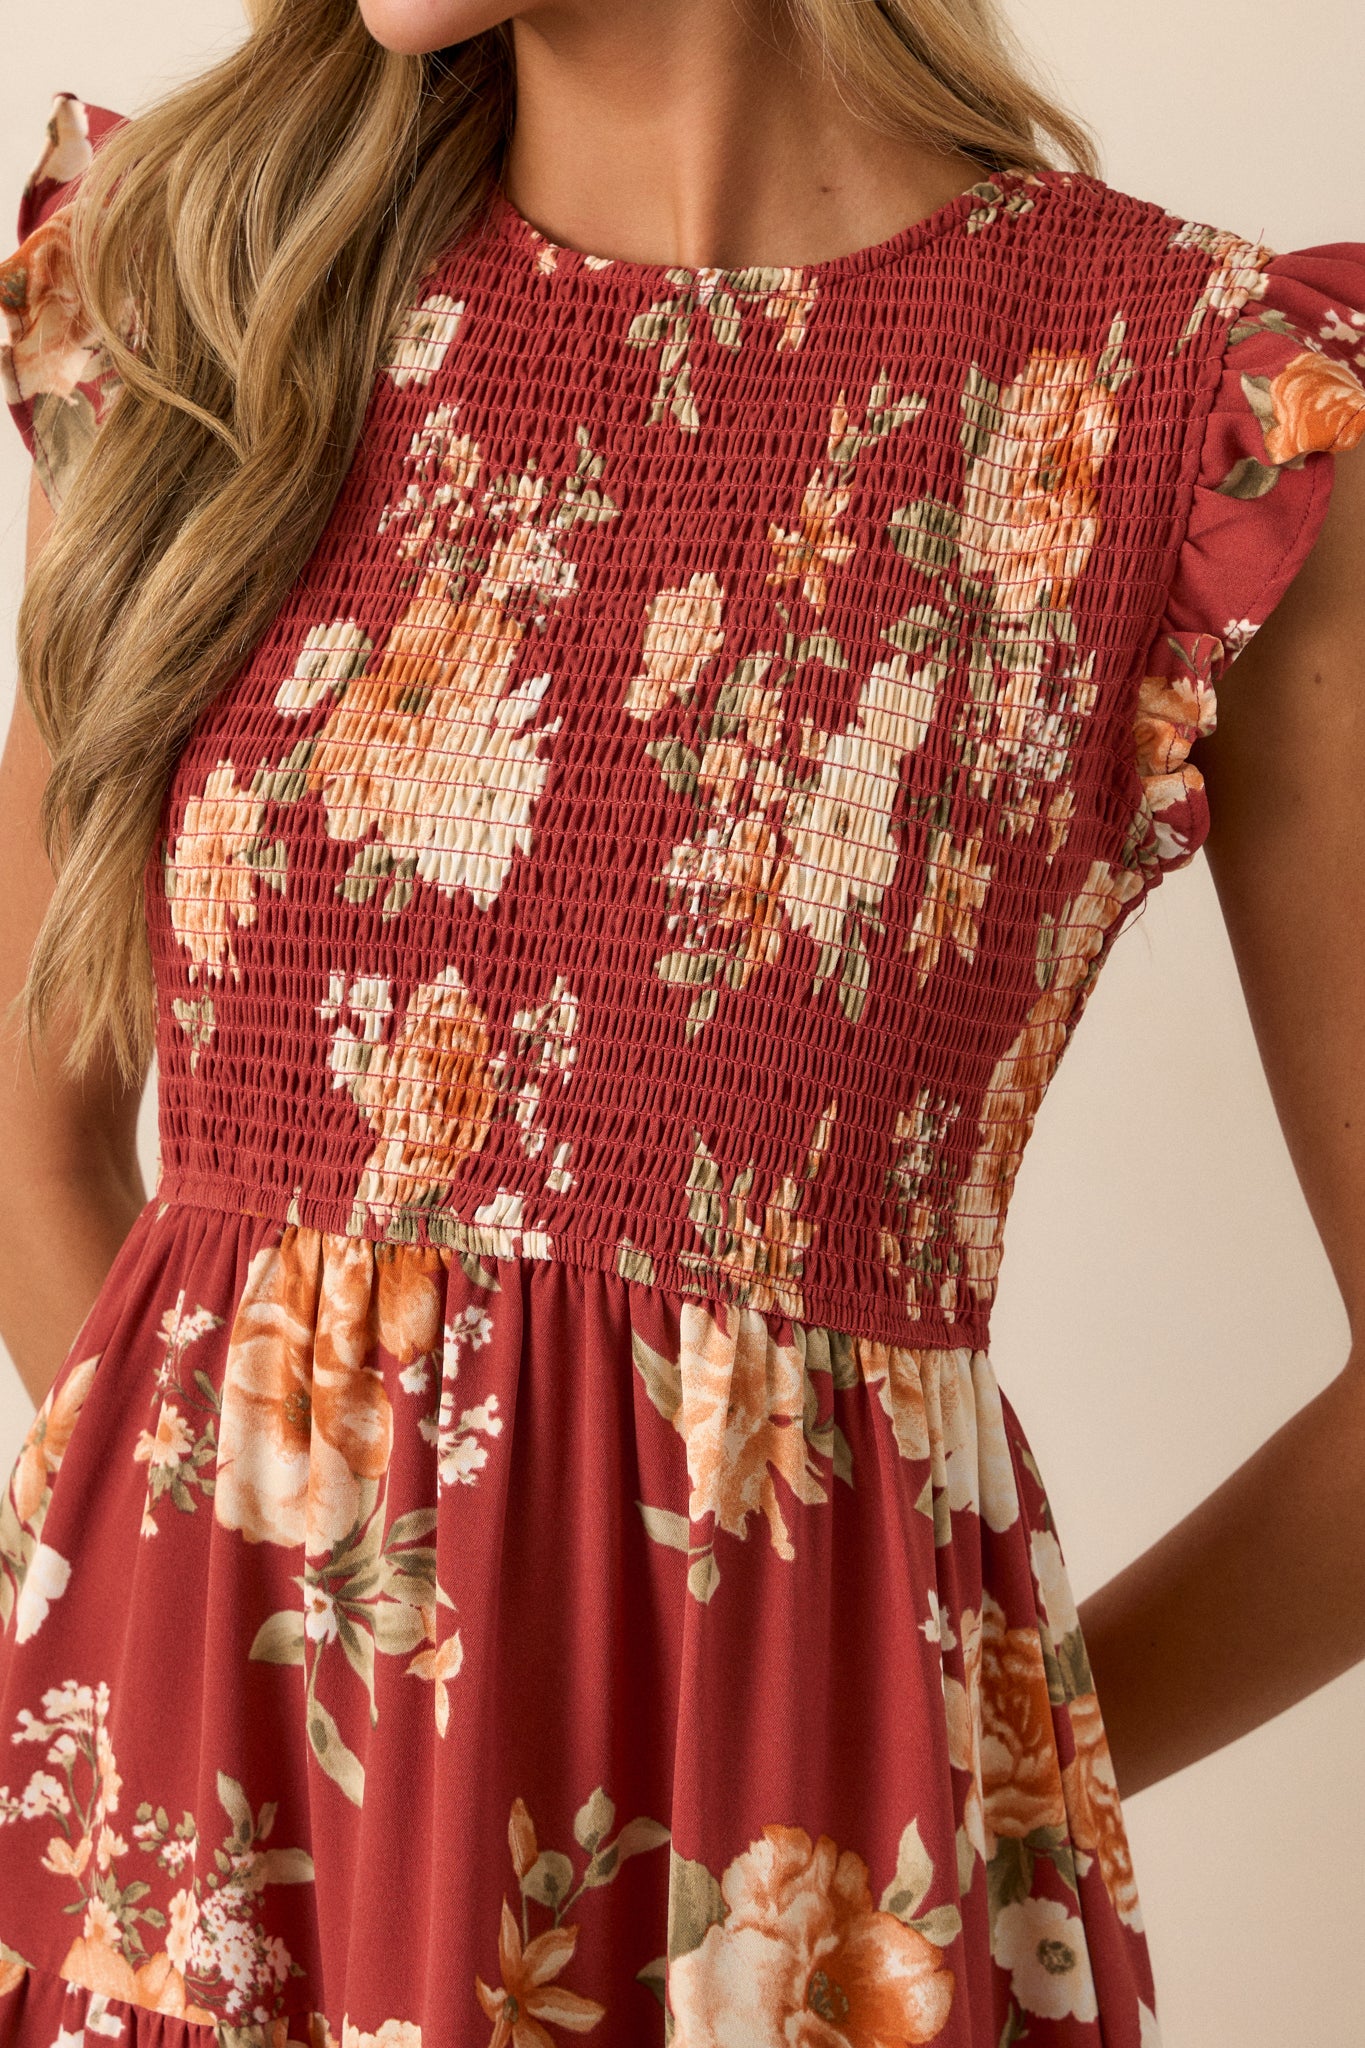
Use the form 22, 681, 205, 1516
4, 86, 1365, 2048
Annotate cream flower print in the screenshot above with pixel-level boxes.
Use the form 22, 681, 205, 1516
667, 1823, 956, 2045
630, 378, 938, 1029
382, 291, 465, 388
321, 966, 499, 1235
623, 572, 725, 719
647, 630, 940, 1032
876, 1086, 964, 1318
0, 1351, 97, 1641
274, 419, 619, 917
0, 1679, 314, 2025
12, 1544, 70, 1643
1167, 218, 1273, 350
903, 828, 994, 993
955, 343, 1124, 618
0, 97, 141, 508
1029, 1527, 1081, 1645
275, 618, 374, 715
991, 1897, 1099, 2024
135, 1292, 224, 1537
342, 2021, 422, 2048
164, 760, 286, 984
854, 1345, 1018, 1533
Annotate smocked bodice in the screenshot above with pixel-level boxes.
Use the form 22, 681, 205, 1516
137, 171, 1209, 1347
8, 125, 1365, 1349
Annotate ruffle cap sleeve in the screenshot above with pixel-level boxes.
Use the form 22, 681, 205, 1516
1130, 237, 1365, 887
1, 91, 130, 506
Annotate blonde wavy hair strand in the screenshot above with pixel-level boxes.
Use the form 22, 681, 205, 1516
13, 0, 1098, 1084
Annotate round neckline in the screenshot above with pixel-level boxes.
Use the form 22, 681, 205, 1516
483, 161, 1049, 289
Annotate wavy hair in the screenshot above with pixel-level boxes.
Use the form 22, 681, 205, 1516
13, 0, 1098, 1082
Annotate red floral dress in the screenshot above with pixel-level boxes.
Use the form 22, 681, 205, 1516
2, 88, 1363, 2048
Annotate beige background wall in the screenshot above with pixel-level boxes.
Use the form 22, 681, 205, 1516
3, 3, 1363, 2041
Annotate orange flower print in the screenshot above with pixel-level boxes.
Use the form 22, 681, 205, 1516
322, 966, 500, 1232
765, 474, 857, 611
675, 1302, 830, 1557
903, 828, 993, 992
1133, 661, 1217, 863
945, 1591, 1066, 1863
623, 573, 725, 719
0, 203, 106, 412
306, 576, 560, 911
215, 1229, 395, 1551
405, 1603, 465, 1737
1260, 348, 1365, 463
165, 761, 285, 984
668, 1824, 955, 2046
341, 2022, 422, 2048
1062, 1690, 1143, 1928
762, 270, 819, 352
957, 349, 1121, 616
476, 1787, 673, 2047
300, 420, 618, 916
854, 1345, 1019, 1534
9, 1353, 97, 1526
475, 1902, 605, 2046
950, 858, 1143, 1312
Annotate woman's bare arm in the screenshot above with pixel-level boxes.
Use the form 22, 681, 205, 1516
0, 468, 149, 1408
1078, 438, 1365, 1798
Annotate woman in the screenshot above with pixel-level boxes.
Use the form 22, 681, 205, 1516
1, 1, 1363, 2042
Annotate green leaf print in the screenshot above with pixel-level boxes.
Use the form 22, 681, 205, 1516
667, 1846, 728, 1960
986, 1834, 1034, 1918
249, 1609, 306, 1666
306, 1695, 365, 1808
879, 1818, 936, 1920
636, 1955, 669, 2008
573, 1787, 617, 1853
1216, 454, 1284, 499
637, 1502, 690, 1551
686, 1551, 721, 1603
523, 1848, 576, 1908
632, 1329, 683, 1421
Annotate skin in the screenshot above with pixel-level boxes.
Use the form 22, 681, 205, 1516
1, 0, 1363, 1809
0, 480, 148, 1409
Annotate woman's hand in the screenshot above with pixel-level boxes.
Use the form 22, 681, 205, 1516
1078, 436, 1365, 1797
0, 468, 149, 1408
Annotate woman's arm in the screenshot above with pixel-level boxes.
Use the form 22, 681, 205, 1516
0, 468, 149, 1409
1078, 437, 1365, 1799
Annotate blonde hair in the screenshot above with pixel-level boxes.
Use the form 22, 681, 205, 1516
15, 0, 1098, 1083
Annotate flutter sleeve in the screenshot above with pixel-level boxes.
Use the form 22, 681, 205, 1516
1128, 239, 1365, 889
0, 91, 131, 508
